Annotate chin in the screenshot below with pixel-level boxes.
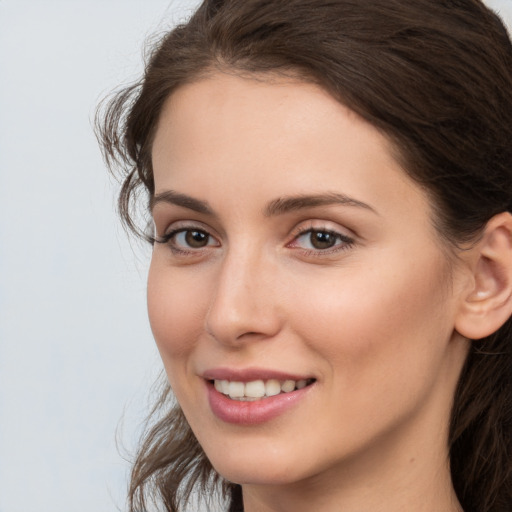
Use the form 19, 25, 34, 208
202, 439, 316, 487
214, 461, 304, 487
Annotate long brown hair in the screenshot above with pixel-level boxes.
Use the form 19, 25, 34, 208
97, 1, 512, 510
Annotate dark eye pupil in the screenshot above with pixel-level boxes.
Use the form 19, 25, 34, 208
310, 230, 336, 249
185, 230, 209, 248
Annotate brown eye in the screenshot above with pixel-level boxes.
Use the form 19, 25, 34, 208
309, 230, 338, 249
290, 228, 354, 253
158, 228, 219, 251
184, 230, 210, 248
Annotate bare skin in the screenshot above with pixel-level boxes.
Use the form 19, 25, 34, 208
148, 72, 512, 511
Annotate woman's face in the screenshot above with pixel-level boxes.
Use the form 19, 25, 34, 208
149, 73, 469, 488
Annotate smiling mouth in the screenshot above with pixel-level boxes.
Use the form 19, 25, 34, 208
211, 378, 316, 401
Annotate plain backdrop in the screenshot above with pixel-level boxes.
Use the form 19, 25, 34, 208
0, 1, 511, 511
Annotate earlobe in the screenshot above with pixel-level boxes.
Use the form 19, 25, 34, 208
455, 212, 512, 340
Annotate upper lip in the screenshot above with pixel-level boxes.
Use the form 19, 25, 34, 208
201, 367, 314, 382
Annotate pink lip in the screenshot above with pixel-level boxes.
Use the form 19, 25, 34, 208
202, 367, 316, 425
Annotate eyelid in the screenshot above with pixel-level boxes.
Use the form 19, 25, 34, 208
286, 221, 356, 254
154, 222, 221, 254
153, 219, 355, 258
154, 219, 217, 240
156, 227, 218, 244
288, 220, 355, 241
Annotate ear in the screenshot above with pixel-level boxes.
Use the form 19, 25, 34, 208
455, 212, 512, 340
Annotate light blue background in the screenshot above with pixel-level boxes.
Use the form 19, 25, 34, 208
0, 1, 511, 511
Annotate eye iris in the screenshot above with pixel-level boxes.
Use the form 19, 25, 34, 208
310, 230, 336, 249
185, 230, 209, 248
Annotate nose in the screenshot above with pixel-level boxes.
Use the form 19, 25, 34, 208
205, 246, 282, 347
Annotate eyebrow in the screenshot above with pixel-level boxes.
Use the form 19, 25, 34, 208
150, 190, 215, 216
150, 190, 377, 217
264, 192, 377, 217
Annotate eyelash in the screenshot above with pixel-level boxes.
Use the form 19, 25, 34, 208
288, 226, 355, 257
155, 224, 355, 257
155, 227, 217, 256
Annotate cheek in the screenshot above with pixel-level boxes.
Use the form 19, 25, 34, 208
147, 259, 209, 363
285, 252, 454, 387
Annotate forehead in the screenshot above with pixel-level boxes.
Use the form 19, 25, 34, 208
153, 71, 378, 152
151, 72, 431, 227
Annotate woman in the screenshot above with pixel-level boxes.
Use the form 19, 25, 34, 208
97, 0, 512, 511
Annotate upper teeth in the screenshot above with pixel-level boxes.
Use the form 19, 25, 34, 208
214, 379, 310, 401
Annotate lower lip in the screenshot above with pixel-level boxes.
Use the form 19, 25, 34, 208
206, 381, 314, 425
